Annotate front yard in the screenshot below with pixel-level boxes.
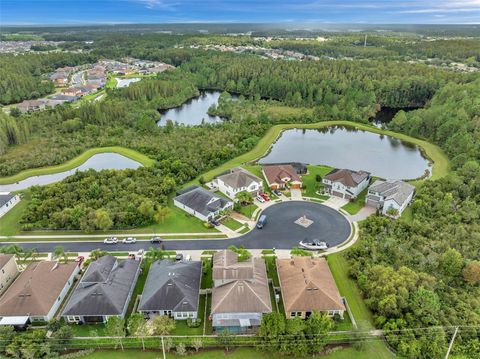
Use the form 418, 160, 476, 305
301, 165, 332, 199
341, 187, 368, 215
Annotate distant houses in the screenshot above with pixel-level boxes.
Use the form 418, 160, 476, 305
262, 164, 302, 190
62, 256, 140, 324
0, 261, 79, 326
138, 260, 202, 320
366, 179, 415, 218
210, 250, 272, 333
174, 186, 233, 222
214, 167, 263, 200
323, 168, 371, 199
0, 192, 20, 218
0, 254, 19, 297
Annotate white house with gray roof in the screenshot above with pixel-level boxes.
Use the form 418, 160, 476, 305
62, 256, 140, 324
366, 180, 415, 218
0, 193, 20, 218
214, 167, 263, 200
138, 260, 202, 320
174, 186, 233, 222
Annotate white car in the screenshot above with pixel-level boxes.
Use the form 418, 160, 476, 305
104, 237, 118, 244
256, 195, 265, 203
299, 239, 328, 250
122, 237, 137, 244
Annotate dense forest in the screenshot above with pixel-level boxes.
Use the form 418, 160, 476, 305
0, 52, 98, 105
346, 79, 480, 358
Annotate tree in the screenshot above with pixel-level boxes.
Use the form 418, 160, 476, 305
176, 343, 187, 356
164, 337, 174, 352
192, 337, 203, 352
228, 245, 251, 262
138, 199, 155, 219
258, 312, 286, 351
154, 206, 171, 224
463, 261, 480, 285
128, 313, 149, 350
90, 249, 107, 260
53, 245, 68, 263
146, 247, 167, 261
151, 315, 176, 335
217, 329, 233, 352
94, 208, 113, 231
304, 311, 334, 354
235, 191, 253, 206
105, 317, 126, 350
439, 248, 464, 278
51, 325, 74, 352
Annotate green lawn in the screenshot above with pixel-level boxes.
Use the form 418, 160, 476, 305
236, 204, 258, 219
71, 324, 107, 337
0, 146, 155, 185
301, 165, 332, 198
0, 191, 30, 236
341, 187, 368, 215
400, 206, 413, 223
125, 260, 151, 321
201, 259, 213, 289
263, 256, 280, 287
222, 218, 243, 231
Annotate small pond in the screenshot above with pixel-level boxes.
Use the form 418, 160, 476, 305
370, 106, 419, 128
116, 77, 141, 88
0, 153, 142, 192
157, 91, 237, 126
259, 126, 431, 180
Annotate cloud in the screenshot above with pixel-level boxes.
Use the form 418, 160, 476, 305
128, 0, 175, 9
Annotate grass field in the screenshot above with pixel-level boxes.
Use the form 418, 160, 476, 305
222, 218, 243, 231
0, 146, 156, 185
0, 191, 30, 236
235, 203, 258, 219
341, 187, 368, 215
301, 165, 332, 198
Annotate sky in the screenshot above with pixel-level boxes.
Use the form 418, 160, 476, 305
1, 0, 480, 25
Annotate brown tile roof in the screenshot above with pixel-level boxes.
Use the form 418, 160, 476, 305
216, 167, 262, 190
0, 254, 14, 269
277, 257, 345, 313
211, 251, 271, 314
212, 250, 254, 281
0, 261, 77, 317
324, 168, 370, 188
262, 165, 302, 186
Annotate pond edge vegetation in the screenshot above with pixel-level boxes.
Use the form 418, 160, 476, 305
0, 146, 156, 185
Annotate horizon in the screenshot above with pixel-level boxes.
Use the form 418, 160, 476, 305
2, 0, 480, 26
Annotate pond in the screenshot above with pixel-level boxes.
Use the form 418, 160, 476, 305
0, 153, 142, 192
116, 77, 141, 88
258, 127, 431, 180
157, 91, 236, 126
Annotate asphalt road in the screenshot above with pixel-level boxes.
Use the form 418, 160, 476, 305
1, 201, 351, 253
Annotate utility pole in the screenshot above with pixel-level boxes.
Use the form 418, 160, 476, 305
364, 34, 367, 47
161, 336, 166, 359
445, 326, 459, 359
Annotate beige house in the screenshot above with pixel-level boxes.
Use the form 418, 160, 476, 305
262, 165, 302, 190
277, 257, 345, 319
0, 261, 79, 326
211, 250, 272, 333
0, 254, 19, 296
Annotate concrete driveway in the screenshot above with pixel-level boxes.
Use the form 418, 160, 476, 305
322, 196, 349, 209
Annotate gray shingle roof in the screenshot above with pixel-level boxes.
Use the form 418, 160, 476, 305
369, 180, 415, 206
0, 193, 15, 208
138, 260, 201, 312
62, 256, 140, 317
174, 186, 232, 217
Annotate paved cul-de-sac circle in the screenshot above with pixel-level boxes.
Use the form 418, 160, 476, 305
234, 200, 352, 249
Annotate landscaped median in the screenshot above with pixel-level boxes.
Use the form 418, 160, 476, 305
187, 120, 450, 186
0, 146, 156, 185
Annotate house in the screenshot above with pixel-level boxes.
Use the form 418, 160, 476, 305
62, 87, 82, 97
215, 167, 263, 200
174, 186, 234, 222
366, 179, 415, 218
0, 261, 79, 326
50, 94, 79, 103
277, 257, 345, 319
262, 164, 302, 190
210, 250, 272, 333
138, 260, 201, 320
0, 254, 19, 296
50, 71, 69, 86
16, 99, 46, 113
0, 192, 20, 218
62, 256, 140, 324
323, 168, 371, 199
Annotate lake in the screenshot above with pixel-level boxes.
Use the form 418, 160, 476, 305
259, 127, 431, 180
0, 153, 142, 192
157, 91, 236, 126
116, 77, 141, 88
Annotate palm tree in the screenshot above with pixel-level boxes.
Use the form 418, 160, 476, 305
53, 245, 68, 263
146, 247, 166, 262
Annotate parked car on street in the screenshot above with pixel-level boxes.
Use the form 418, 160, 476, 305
103, 237, 118, 244
150, 236, 162, 243
299, 239, 328, 250
257, 214, 267, 229
122, 237, 137, 244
